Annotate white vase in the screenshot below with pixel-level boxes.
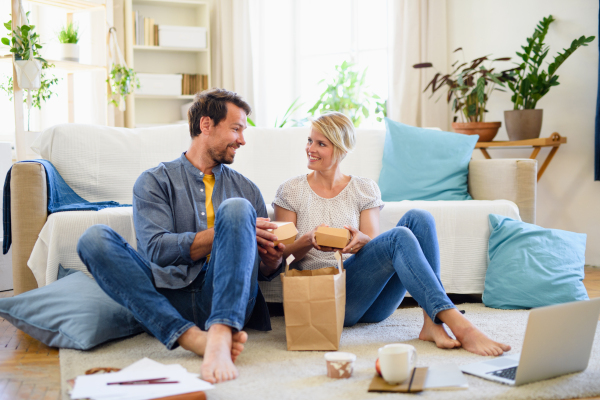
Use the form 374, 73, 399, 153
15, 131, 41, 161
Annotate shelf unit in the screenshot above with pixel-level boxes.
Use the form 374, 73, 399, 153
10, 0, 108, 160
124, 0, 210, 128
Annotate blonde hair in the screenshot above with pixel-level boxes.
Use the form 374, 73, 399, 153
310, 112, 356, 161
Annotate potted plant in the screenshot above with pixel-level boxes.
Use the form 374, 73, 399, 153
414, 49, 516, 142
2, 13, 45, 93
1, 14, 58, 160
107, 64, 139, 112
308, 61, 386, 127
505, 15, 595, 141
55, 22, 79, 62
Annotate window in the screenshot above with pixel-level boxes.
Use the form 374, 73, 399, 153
251, 0, 388, 128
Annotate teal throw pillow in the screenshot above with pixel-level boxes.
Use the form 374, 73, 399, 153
378, 118, 478, 201
0, 266, 143, 349
483, 214, 589, 309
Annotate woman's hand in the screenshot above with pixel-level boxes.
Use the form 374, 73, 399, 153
341, 225, 371, 254
305, 224, 336, 252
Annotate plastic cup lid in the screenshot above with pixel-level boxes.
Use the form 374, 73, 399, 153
324, 352, 356, 362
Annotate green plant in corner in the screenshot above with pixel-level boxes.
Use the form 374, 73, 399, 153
509, 15, 595, 110
57, 22, 79, 44
107, 64, 139, 109
1, 13, 46, 62
308, 61, 385, 127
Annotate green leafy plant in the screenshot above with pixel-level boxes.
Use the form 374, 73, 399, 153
0, 63, 60, 131
414, 49, 516, 122
308, 61, 385, 127
1, 16, 58, 131
1, 13, 46, 62
57, 22, 79, 44
107, 64, 139, 108
509, 15, 595, 110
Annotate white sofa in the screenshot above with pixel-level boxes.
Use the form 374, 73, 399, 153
12, 123, 537, 302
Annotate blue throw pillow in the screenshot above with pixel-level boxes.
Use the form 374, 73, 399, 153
483, 214, 589, 309
0, 266, 143, 349
378, 118, 478, 201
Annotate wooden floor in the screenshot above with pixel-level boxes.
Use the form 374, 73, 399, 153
0, 267, 599, 399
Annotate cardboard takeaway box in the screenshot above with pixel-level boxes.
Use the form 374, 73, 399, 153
269, 222, 298, 246
315, 227, 351, 249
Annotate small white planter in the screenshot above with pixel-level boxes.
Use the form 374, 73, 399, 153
14, 58, 42, 90
57, 43, 80, 62
15, 130, 41, 161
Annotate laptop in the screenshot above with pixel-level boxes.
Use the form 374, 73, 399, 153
460, 297, 600, 386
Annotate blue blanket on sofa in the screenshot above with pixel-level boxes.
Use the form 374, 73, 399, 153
2, 159, 130, 255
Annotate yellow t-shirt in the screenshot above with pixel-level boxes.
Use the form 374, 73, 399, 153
203, 173, 215, 229
203, 174, 215, 261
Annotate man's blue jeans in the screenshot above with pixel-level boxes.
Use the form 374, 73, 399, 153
343, 209, 455, 326
77, 198, 259, 350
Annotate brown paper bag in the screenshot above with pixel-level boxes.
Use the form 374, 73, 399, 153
281, 253, 346, 351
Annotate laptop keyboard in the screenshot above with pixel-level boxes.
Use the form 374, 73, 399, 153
488, 366, 517, 381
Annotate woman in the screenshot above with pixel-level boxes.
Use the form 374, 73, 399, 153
273, 112, 510, 356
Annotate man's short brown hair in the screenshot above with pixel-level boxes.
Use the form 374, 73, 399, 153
188, 88, 252, 138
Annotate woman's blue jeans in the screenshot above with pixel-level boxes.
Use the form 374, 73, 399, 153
343, 209, 455, 326
77, 198, 259, 350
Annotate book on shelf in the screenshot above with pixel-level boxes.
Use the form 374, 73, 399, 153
132, 13, 159, 46
181, 74, 209, 95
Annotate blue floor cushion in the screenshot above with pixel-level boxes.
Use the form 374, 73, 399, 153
483, 214, 589, 309
0, 266, 143, 349
378, 118, 478, 201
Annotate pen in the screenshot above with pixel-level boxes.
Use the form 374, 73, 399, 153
107, 378, 179, 385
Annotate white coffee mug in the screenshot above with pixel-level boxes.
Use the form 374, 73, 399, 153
378, 344, 418, 384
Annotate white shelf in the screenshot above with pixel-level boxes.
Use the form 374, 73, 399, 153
135, 94, 194, 99
134, 45, 208, 53
25, 0, 105, 12
0, 55, 105, 72
133, 0, 207, 8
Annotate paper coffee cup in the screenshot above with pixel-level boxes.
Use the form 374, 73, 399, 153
324, 352, 356, 379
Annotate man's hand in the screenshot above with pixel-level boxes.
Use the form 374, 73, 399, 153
256, 218, 285, 275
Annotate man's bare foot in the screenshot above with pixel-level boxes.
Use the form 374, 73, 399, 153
201, 324, 241, 383
231, 331, 248, 363
178, 326, 247, 363
438, 309, 511, 356
418, 310, 461, 349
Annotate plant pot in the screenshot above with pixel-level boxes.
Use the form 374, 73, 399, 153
49, 43, 80, 62
14, 58, 42, 90
15, 131, 41, 161
504, 109, 543, 141
451, 121, 501, 142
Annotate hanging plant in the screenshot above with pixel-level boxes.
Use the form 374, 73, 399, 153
106, 27, 138, 111
107, 64, 139, 110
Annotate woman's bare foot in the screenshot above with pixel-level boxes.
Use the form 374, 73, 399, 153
419, 310, 461, 349
438, 309, 511, 356
200, 324, 241, 383
177, 326, 247, 363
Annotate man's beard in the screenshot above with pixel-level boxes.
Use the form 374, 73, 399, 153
208, 143, 238, 165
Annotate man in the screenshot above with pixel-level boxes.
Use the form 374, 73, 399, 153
77, 88, 285, 384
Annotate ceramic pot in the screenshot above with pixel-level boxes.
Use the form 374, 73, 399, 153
451, 121, 501, 142
48, 43, 80, 62
504, 109, 543, 141
15, 131, 41, 161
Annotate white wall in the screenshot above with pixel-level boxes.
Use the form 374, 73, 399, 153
446, 0, 600, 266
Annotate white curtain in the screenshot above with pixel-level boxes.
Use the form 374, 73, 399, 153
210, 0, 256, 111
387, 0, 448, 130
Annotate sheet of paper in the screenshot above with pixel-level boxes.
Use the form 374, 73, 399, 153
70, 358, 213, 400
423, 363, 468, 390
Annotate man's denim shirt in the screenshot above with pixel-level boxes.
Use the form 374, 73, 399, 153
133, 153, 272, 289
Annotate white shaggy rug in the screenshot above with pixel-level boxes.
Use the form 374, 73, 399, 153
60, 304, 600, 400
